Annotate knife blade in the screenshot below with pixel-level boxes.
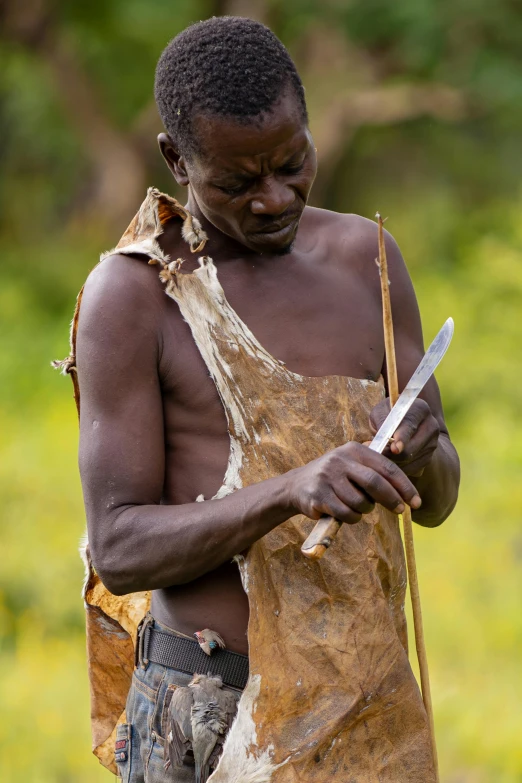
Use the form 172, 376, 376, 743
368, 317, 454, 455
301, 317, 454, 559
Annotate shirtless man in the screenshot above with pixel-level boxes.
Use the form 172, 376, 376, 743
76, 16, 459, 783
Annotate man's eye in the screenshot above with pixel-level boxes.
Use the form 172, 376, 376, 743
217, 183, 248, 196
279, 162, 305, 175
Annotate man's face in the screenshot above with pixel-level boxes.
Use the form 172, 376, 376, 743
182, 91, 317, 254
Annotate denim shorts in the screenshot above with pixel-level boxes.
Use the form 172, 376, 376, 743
115, 621, 243, 783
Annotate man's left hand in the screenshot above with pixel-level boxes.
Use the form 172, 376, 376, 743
369, 398, 440, 476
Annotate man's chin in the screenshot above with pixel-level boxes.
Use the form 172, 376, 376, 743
246, 222, 299, 255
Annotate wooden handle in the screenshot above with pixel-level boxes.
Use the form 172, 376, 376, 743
301, 516, 342, 559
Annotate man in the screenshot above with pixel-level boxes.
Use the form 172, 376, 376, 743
70, 16, 459, 783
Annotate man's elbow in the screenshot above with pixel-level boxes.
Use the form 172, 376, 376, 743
99, 571, 132, 596
89, 536, 136, 596
413, 443, 460, 528
91, 556, 131, 596
412, 492, 458, 528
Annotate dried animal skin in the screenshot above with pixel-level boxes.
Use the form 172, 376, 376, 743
61, 189, 434, 780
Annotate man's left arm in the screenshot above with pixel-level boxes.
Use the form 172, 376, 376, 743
370, 230, 460, 528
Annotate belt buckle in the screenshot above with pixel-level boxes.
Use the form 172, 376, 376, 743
135, 612, 154, 670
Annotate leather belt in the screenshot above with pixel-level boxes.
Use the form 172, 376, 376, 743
137, 618, 249, 691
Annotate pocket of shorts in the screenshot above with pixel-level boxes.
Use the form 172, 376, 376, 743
161, 683, 178, 741
115, 723, 132, 783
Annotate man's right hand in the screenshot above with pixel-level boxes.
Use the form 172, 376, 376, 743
285, 442, 422, 525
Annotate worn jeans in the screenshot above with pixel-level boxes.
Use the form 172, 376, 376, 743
115, 620, 243, 782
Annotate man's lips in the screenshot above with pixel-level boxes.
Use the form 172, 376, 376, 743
249, 214, 300, 235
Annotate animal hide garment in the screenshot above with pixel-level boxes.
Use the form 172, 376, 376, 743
58, 189, 435, 780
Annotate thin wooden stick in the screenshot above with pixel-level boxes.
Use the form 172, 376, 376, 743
377, 215, 399, 403
376, 213, 439, 781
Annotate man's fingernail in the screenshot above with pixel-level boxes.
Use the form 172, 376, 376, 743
410, 495, 422, 509
394, 503, 405, 514
394, 440, 404, 454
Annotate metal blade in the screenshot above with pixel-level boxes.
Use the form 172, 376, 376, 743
369, 317, 454, 455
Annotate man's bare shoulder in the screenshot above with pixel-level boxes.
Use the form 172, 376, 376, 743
82, 252, 166, 312
302, 206, 406, 275
80, 252, 169, 330
302, 206, 387, 269
303, 206, 375, 233
303, 206, 380, 247
77, 253, 168, 369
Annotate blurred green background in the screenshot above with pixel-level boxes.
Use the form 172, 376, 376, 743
1, 1, 521, 781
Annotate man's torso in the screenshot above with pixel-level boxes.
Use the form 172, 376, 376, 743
142, 206, 385, 653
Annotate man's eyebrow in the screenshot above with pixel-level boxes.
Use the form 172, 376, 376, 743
212, 146, 309, 183
279, 152, 306, 166
211, 170, 256, 185
218, 170, 253, 180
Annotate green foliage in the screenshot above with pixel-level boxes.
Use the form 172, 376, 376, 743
1, 1, 521, 780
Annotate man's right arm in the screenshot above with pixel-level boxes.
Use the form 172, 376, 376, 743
77, 255, 421, 596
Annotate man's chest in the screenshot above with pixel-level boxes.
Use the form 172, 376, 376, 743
159, 256, 384, 431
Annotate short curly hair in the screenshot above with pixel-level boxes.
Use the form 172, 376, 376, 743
154, 16, 308, 157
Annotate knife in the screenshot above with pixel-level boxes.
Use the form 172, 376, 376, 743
301, 317, 454, 559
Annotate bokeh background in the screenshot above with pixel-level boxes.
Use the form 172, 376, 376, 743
1, 1, 521, 781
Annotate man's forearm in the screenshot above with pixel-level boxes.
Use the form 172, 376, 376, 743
411, 433, 460, 527
90, 474, 294, 595
88, 438, 430, 595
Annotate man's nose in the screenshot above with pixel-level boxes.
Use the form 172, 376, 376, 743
250, 177, 294, 216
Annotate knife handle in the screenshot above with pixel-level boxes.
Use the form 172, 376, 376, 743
301, 516, 342, 559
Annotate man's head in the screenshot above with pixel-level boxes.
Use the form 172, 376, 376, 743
154, 17, 317, 254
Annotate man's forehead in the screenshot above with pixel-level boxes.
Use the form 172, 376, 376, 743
193, 99, 309, 172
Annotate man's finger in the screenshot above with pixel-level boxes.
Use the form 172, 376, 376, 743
337, 442, 422, 507
333, 478, 375, 516
400, 456, 431, 476
391, 417, 440, 464
369, 398, 391, 434
354, 446, 422, 504
311, 493, 362, 526
345, 460, 421, 512
400, 418, 439, 459
390, 400, 431, 454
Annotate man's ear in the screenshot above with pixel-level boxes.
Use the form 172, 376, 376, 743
158, 133, 189, 187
